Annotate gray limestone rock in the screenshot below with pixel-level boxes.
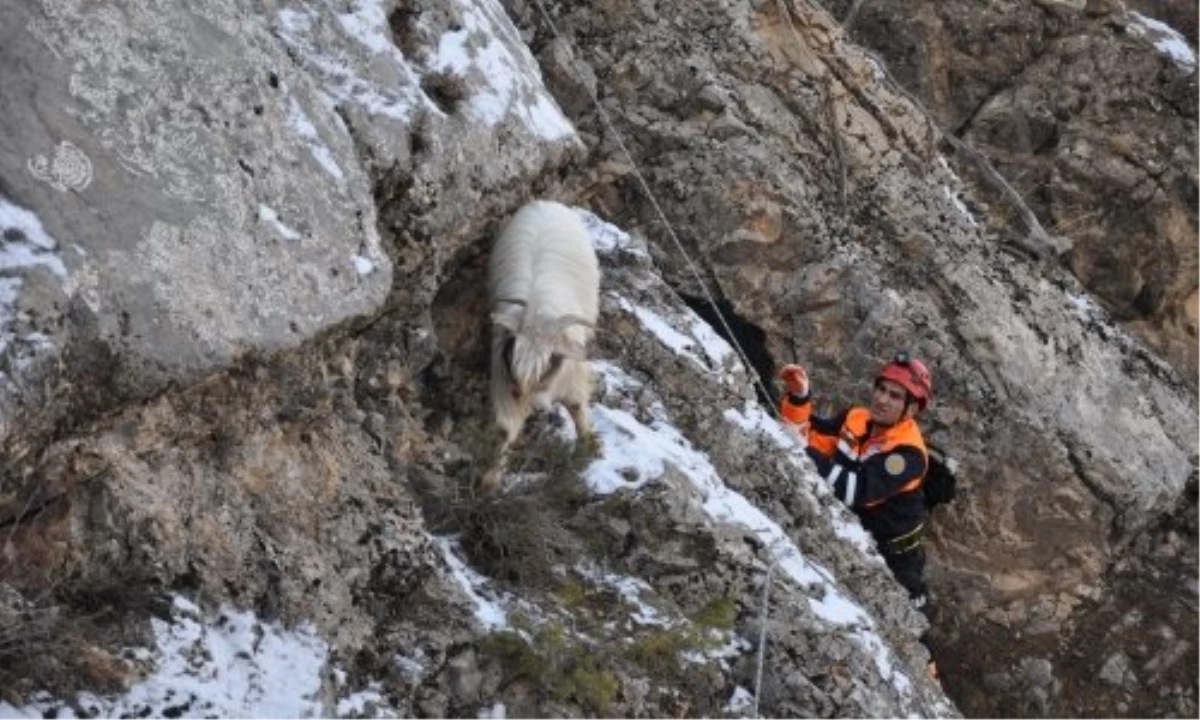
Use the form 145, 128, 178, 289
0, 0, 394, 457
0, 0, 583, 459
1099, 651, 1137, 689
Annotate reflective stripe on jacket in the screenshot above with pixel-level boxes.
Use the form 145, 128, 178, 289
781, 394, 928, 541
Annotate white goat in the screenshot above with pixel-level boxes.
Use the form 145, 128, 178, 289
485, 200, 600, 488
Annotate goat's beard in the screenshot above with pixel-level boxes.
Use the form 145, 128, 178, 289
506, 334, 561, 398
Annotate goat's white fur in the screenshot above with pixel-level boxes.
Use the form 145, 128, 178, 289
486, 200, 600, 486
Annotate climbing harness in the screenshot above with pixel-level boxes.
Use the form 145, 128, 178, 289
881, 521, 924, 556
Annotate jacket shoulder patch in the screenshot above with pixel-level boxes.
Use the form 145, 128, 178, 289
884, 453, 907, 476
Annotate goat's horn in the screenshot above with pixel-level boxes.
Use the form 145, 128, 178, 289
553, 314, 595, 331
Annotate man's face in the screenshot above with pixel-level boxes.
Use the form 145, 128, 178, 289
870, 378, 912, 426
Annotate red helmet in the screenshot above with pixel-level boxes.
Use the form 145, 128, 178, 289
876, 352, 932, 410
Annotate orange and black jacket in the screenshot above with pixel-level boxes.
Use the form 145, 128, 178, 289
780, 392, 928, 543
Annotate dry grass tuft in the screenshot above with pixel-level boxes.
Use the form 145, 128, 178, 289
425, 429, 596, 589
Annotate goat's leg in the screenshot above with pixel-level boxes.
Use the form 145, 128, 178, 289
563, 363, 599, 455
480, 443, 509, 491
565, 400, 601, 457
480, 419, 521, 492
566, 401, 592, 437
484, 365, 526, 491
480, 423, 518, 491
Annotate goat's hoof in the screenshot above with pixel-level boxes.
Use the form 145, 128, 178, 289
478, 469, 503, 493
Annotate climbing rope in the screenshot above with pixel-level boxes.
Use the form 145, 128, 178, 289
752, 544, 777, 718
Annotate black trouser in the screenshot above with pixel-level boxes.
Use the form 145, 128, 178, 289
881, 544, 927, 602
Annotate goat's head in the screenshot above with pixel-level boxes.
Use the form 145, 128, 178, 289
492, 301, 592, 399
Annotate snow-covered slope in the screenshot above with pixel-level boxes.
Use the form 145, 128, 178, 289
0, 208, 954, 719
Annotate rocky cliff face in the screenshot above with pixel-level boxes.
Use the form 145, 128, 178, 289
0, 0, 1194, 718
822, 0, 1199, 381
0, 0, 395, 454
796, 2, 1200, 713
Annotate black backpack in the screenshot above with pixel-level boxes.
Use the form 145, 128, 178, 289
923, 443, 958, 508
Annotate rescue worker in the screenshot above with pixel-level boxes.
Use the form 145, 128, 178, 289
777, 352, 933, 606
